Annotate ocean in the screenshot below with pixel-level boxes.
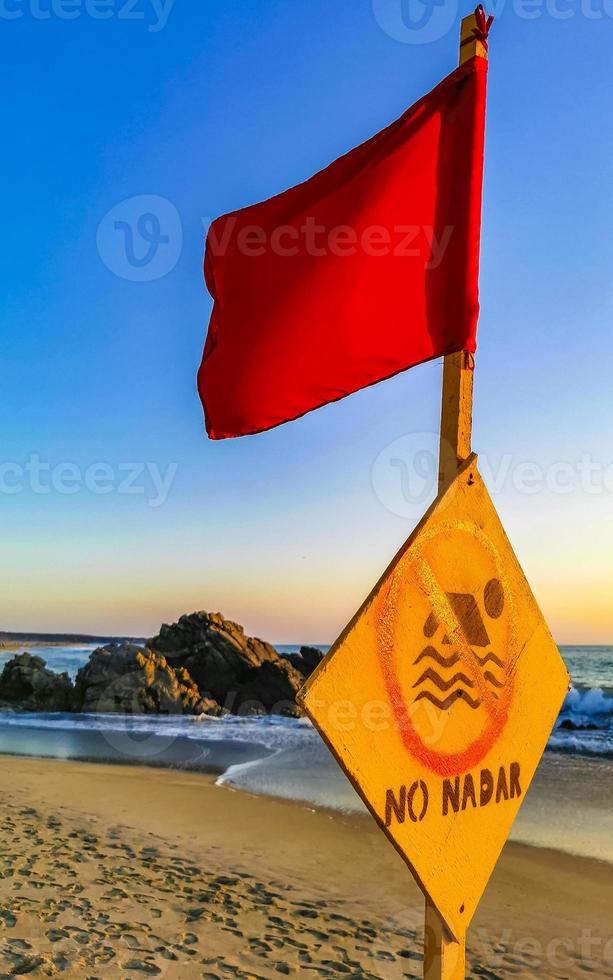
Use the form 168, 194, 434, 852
0, 644, 611, 863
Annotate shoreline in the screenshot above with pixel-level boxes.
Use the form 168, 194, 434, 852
0, 726, 274, 775
0, 724, 611, 864
0, 640, 141, 651
0, 754, 611, 977
0, 642, 90, 652
0, 745, 610, 865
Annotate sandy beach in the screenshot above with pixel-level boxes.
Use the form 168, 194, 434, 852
0, 755, 608, 979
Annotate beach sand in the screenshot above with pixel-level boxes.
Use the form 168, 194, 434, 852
0, 756, 610, 979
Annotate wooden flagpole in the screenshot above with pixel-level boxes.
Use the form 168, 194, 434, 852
438, 9, 488, 495
428, 8, 490, 978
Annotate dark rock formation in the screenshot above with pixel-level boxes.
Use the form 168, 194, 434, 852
282, 645, 324, 678
72, 643, 222, 716
148, 612, 305, 716
0, 615, 320, 717
558, 718, 600, 732
0, 653, 74, 712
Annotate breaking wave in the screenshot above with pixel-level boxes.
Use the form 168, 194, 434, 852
549, 686, 613, 758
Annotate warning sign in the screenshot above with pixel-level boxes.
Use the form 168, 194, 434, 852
298, 455, 569, 940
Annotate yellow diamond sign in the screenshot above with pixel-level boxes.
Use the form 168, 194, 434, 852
298, 456, 569, 940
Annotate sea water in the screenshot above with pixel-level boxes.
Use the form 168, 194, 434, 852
0, 644, 611, 861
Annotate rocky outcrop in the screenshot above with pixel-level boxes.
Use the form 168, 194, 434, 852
72, 643, 222, 716
281, 645, 324, 678
558, 718, 600, 732
0, 653, 74, 712
0, 615, 324, 717
148, 612, 305, 716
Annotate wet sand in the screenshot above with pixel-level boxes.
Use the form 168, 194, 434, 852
0, 754, 610, 978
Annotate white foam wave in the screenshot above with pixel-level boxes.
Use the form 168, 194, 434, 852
562, 686, 613, 719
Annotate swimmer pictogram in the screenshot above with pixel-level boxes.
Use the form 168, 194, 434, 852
412, 579, 506, 711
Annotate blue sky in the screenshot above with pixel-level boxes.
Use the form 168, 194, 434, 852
2, 0, 613, 642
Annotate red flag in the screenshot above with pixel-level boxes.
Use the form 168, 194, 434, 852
199, 56, 488, 440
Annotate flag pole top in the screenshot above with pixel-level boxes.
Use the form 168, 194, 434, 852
459, 5, 493, 65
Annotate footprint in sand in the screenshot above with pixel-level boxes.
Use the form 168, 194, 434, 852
121, 959, 161, 975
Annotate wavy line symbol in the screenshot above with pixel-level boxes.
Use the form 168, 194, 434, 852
414, 690, 482, 710
475, 652, 504, 669
414, 646, 460, 668
412, 646, 481, 709
413, 668, 474, 692
484, 670, 504, 689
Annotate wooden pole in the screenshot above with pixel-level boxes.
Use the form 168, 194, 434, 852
438, 8, 488, 494
424, 899, 465, 979
428, 8, 490, 977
